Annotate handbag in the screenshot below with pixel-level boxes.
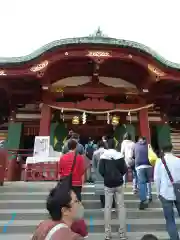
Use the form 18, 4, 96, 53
148, 144, 158, 166
58, 150, 78, 189
160, 152, 180, 201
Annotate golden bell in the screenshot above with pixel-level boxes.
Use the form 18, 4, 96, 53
72, 116, 79, 125
51, 86, 64, 93
112, 115, 119, 125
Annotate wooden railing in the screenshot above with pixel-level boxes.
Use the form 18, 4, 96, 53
5, 148, 59, 181
5, 149, 138, 182
25, 162, 58, 181
5, 149, 33, 181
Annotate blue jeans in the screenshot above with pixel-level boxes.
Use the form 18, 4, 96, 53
136, 167, 152, 202
160, 195, 180, 240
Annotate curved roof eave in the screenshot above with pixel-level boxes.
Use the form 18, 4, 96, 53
0, 34, 180, 69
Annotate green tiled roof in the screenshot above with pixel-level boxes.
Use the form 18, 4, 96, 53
0, 28, 180, 69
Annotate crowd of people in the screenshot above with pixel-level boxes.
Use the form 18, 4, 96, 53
32, 131, 180, 240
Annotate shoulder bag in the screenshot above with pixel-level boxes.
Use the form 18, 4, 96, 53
58, 150, 78, 189
45, 223, 68, 240
160, 152, 180, 201
148, 144, 158, 166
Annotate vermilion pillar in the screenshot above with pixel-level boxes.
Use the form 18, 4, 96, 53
39, 104, 51, 136
139, 109, 151, 143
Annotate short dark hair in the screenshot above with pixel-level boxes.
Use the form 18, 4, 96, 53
67, 130, 74, 140
139, 136, 146, 141
46, 184, 72, 221
69, 130, 73, 135
141, 234, 158, 240
161, 144, 173, 153
107, 138, 116, 149
98, 140, 105, 148
68, 139, 77, 150
123, 132, 132, 140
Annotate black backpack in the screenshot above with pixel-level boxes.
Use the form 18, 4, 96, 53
86, 145, 95, 160
104, 158, 122, 187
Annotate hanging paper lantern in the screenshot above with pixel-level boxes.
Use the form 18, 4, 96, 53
82, 112, 86, 124
128, 111, 132, 124
53, 87, 64, 93
61, 108, 64, 122
107, 112, 110, 124
72, 116, 79, 125
111, 115, 119, 126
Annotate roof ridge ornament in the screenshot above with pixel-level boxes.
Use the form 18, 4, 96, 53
89, 27, 108, 38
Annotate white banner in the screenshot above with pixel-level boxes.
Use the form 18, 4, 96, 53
33, 136, 50, 158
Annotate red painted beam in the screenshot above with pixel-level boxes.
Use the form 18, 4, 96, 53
1, 46, 180, 81
139, 109, 151, 143
39, 104, 51, 136
160, 75, 180, 81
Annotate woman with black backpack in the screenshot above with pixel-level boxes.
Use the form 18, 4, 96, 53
92, 140, 116, 210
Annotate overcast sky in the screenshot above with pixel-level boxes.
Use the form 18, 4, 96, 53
0, 0, 179, 63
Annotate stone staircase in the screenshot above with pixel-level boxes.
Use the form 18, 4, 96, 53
0, 182, 173, 239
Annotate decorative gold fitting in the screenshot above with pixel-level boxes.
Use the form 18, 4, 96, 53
30, 60, 48, 72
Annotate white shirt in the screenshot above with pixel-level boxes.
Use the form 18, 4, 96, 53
121, 140, 135, 166
154, 152, 180, 200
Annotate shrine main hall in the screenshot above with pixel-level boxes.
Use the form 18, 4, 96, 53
1, 29, 180, 180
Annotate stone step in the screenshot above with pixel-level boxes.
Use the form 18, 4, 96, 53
0, 182, 94, 190
0, 186, 96, 193
0, 208, 171, 221
0, 232, 169, 240
0, 199, 161, 209
0, 182, 156, 193
0, 192, 157, 201
0, 219, 177, 233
